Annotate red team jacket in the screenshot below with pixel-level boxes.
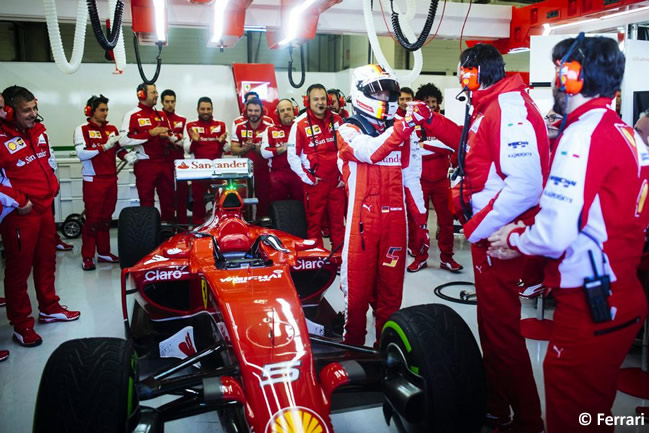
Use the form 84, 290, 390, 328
232, 119, 274, 172
163, 111, 187, 162
73, 121, 123, 179
260, 123, 293, 173
0, 121, 59, 214
287, 110, 343, 184
186, 118, 227, 159
119, 103, 175, 162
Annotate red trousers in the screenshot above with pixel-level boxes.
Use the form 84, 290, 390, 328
270, 170, 303, 202
0, 208, 60, 329
304, 180, 345, 249
175, 180, 189, 225
545, 277, 646, 433
471, 245, 544, 433
134, 160, 174, 222
253, 166, 271, 219
408, 177, 455, 261
81, 177, 117, 259
191, 180, 213, 225
342, 203, 406, 346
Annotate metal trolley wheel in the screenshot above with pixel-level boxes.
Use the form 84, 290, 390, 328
61, 213, 85, 239
433, 281, 477, 305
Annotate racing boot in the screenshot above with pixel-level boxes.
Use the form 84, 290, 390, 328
440, 256, 463, 273
97, 253, 119, 264
0, 350, 8, 361
13, 327, 42, 347
56, 235, 74, 251
407, 259, 428, 273
0, 297, 5, 307
82, 258, 96, 271
39, 305, 81, 323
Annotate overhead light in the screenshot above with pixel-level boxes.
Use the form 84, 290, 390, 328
278, 0, 317, 46
244, 25, 267, 32
210, 0, 229, 45
153, 0, 167, 42
543, 6, 648, 35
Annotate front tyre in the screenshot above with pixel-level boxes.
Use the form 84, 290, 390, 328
33, 338, 140, 433
380, 304, 486, 433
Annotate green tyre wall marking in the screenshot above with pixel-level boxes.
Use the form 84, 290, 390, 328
382, 320, 419, 374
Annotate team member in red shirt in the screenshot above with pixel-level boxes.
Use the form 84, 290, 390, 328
408, 84, 461, 273
231, 91, 275, 138
417, 44, 548, 432
119, 83, 175, 222
231, 98, 273, 219
0, 93, 9, 360
160, 89, 189, 224
328, 89, 350, 119
261, 99, 303, 201
0, 85, 80, 347
74, 94, 125, 270
186, 97, 228, 224
489, 36, 648, 433
287, 84, 345, 249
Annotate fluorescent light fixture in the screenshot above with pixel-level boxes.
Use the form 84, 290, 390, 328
508, 47, 530, 54
210, 0, 229, 44
153, 0, 167, 42
244, 25, 267, 32
278, 0, 317, 46
543, 6, 649, 35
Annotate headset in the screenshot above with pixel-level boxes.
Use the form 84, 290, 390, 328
556, 32, 585, 95
277, 98, 299, 117
136, 83, 148, 101
328, 89, 346, 108
2, 85, 35, 123
303, 84, 333, 108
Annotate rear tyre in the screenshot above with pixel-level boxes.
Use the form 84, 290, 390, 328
380, 303, 486, 433
33, 338, 139, 433
118, 206, 161, 269
269, 200, 307, 239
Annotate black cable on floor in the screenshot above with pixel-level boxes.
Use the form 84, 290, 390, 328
433, 281, 477, 305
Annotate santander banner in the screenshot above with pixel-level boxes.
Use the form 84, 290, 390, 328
174, 158, 252, 181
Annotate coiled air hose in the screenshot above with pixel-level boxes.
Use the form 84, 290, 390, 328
288, 45, 306, 89
390, 0, 439, 51
134, 36, 163, 85
87, 0, 125, 51
43, 0, 88, 74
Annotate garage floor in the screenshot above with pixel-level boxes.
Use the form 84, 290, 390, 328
0, 228, 646, 433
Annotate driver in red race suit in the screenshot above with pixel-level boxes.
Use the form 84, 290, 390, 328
416, 44, 549, 433
261, 99, 303, 201
337, 64, 428, 346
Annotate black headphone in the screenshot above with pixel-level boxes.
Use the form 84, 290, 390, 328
277, 98, 299, 117
328, 89, 346, 108
303, 84, 330, 108
84, 94, 106, 117
2, 85, 38, 123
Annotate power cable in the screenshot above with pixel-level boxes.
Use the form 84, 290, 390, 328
133, 36, 163, 85
288, 45, 306, 88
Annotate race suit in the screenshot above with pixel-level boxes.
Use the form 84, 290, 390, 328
422, 74, 549, 433
73, 120, 125, 260
119, 103, 175, 222
0, 121, 60, 329
507, 98, 649, 433
287, 109, 345, 249
337, 116, 421, 345
186, 118, 227, 224
261, 123, 303, 201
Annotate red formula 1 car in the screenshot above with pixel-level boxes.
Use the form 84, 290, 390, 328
33, 159, 486, 433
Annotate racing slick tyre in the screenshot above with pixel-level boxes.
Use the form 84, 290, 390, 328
33, 338, 139, 433
61, 213, 84, 239
380, 303, 486, 433
269, 200, 307, 239
118, 206, 161, 269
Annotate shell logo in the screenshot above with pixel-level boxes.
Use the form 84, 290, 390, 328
266, 407, 328, 433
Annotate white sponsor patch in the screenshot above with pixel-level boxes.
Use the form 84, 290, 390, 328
4, 137, 26, 154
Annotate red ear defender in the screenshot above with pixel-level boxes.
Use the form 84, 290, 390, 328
327, 93, 334, 106
459, 66, 480, 91
293, 104, 299, 116
303, 94, 309, 108
4, 105, 14, 122
137, 88, 146, 100
338, 95, 346, 108
84, 105, 92, 117
556, 60, 584, 95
